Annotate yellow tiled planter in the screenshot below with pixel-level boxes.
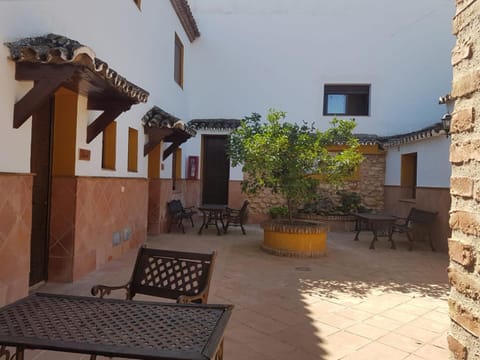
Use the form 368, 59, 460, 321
261, 220, 328, 257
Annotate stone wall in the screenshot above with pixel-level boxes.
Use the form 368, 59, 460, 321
448, 0, 480, 357
247, 153, 385, 223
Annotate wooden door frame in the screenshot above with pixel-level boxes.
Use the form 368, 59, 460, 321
29, 97, 55, 286
201, 135, 229, 205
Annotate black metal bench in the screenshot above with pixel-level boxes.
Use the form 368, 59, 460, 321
166, 199, 196, 233
91, 246, 217, 304
392, 207, 438, 251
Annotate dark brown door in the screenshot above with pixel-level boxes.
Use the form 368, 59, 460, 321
29, 98, 54, 286
202, 135, 230, 205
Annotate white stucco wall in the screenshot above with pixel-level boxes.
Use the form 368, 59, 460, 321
0, 0, 191, 177
187, 0, 455, 136
1, 0, 454, 189
385, 136, 451, 188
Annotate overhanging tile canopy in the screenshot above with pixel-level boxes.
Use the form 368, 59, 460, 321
5, 33, 149, 142
142, 106, 196, 159
170, 0, 200, 42
382, 123, 446, 147
189, 118, 241, 130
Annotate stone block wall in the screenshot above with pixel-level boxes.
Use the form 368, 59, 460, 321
448, 0, 480, 357
247, 153, 385, 223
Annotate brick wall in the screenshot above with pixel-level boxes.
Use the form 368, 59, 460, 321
448, 0, 480, 357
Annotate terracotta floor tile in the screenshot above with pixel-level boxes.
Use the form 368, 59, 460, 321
306, 299, 346, 315
378, 332, 425, 353
345, 322, 391, 340
407, 316, 450, 334
394, 303, 432, 316
233, 307, 290, 334
364, 315, 403, 331
274, 322, 335, 356
234, 331, 296, 358
325, 330, 371, 350
335, 308, 373, 322
31, 226, 450, 360
380, 308, 419, 323
394, 323, 441, 343
223, 338, 272, 360
341, 342, 409, 360
313, 311, 358, 329
413, 343, 450, 359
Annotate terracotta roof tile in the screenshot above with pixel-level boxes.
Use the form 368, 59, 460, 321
5, 33, 149, 104
170, 0, 200, 42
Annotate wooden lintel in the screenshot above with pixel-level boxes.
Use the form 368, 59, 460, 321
143, 128, 174, 156
15, 63, 79, 81
163, 140, 185, 160
86, 106, 130, 143
144, 141, 160, 156
87, 97, 133, 111
13, 65, 78, 128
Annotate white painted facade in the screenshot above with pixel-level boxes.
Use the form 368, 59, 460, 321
0, 0, 191, 178
187, 0, 455, 135
385, 136, 451, 188
183, 0, 455, 189
0, 0, 454, 188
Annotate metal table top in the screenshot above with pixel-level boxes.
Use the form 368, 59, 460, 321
0, 292, 233, 360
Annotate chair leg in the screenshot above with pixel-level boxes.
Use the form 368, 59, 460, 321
240, 223, 246, 235
427, 235, 435, 251
406, 231, 414, 251
179, 219, 185, 233
190, 216, 194, 227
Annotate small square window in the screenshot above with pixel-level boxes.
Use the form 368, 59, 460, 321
323, 84, 370, 116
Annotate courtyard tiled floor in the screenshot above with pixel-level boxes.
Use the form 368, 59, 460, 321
32, 224, 450, 359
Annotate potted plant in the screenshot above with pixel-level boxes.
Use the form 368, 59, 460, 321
228, 109, 363, 256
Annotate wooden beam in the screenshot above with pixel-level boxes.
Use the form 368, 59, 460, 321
13, 65, 78, 128
86, 106, 130, 143
15, 63, 78, 81
87, 97, 133, 111
143, 128, 174, 156
163, 139, 185, 160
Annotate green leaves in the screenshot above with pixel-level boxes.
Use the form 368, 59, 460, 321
227, 109, 363, 222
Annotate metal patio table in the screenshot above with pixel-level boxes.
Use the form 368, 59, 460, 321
0, 292, 233, 360
197, 205, 227, 236
353, 212, 398, 250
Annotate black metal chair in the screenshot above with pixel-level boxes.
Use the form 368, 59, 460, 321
91, 246, 217, 304
392, 207, 438, 251
166, 199, 196, 233
224, 200, 249, 234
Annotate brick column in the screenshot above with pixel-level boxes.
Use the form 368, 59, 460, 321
448, 0, 480, 357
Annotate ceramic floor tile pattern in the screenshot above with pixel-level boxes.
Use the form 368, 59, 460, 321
28, 224, 449, 359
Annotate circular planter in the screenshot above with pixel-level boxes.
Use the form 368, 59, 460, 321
261, 219, 328, 257
296, 213, 357, 232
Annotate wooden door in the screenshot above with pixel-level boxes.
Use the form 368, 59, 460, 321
29, 98, 54, 286
202, 135, 230, 205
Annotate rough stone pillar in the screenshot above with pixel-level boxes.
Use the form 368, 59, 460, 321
448, 0, 480, 357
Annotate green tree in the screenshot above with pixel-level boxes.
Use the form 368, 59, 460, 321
228, 109, 363, 223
